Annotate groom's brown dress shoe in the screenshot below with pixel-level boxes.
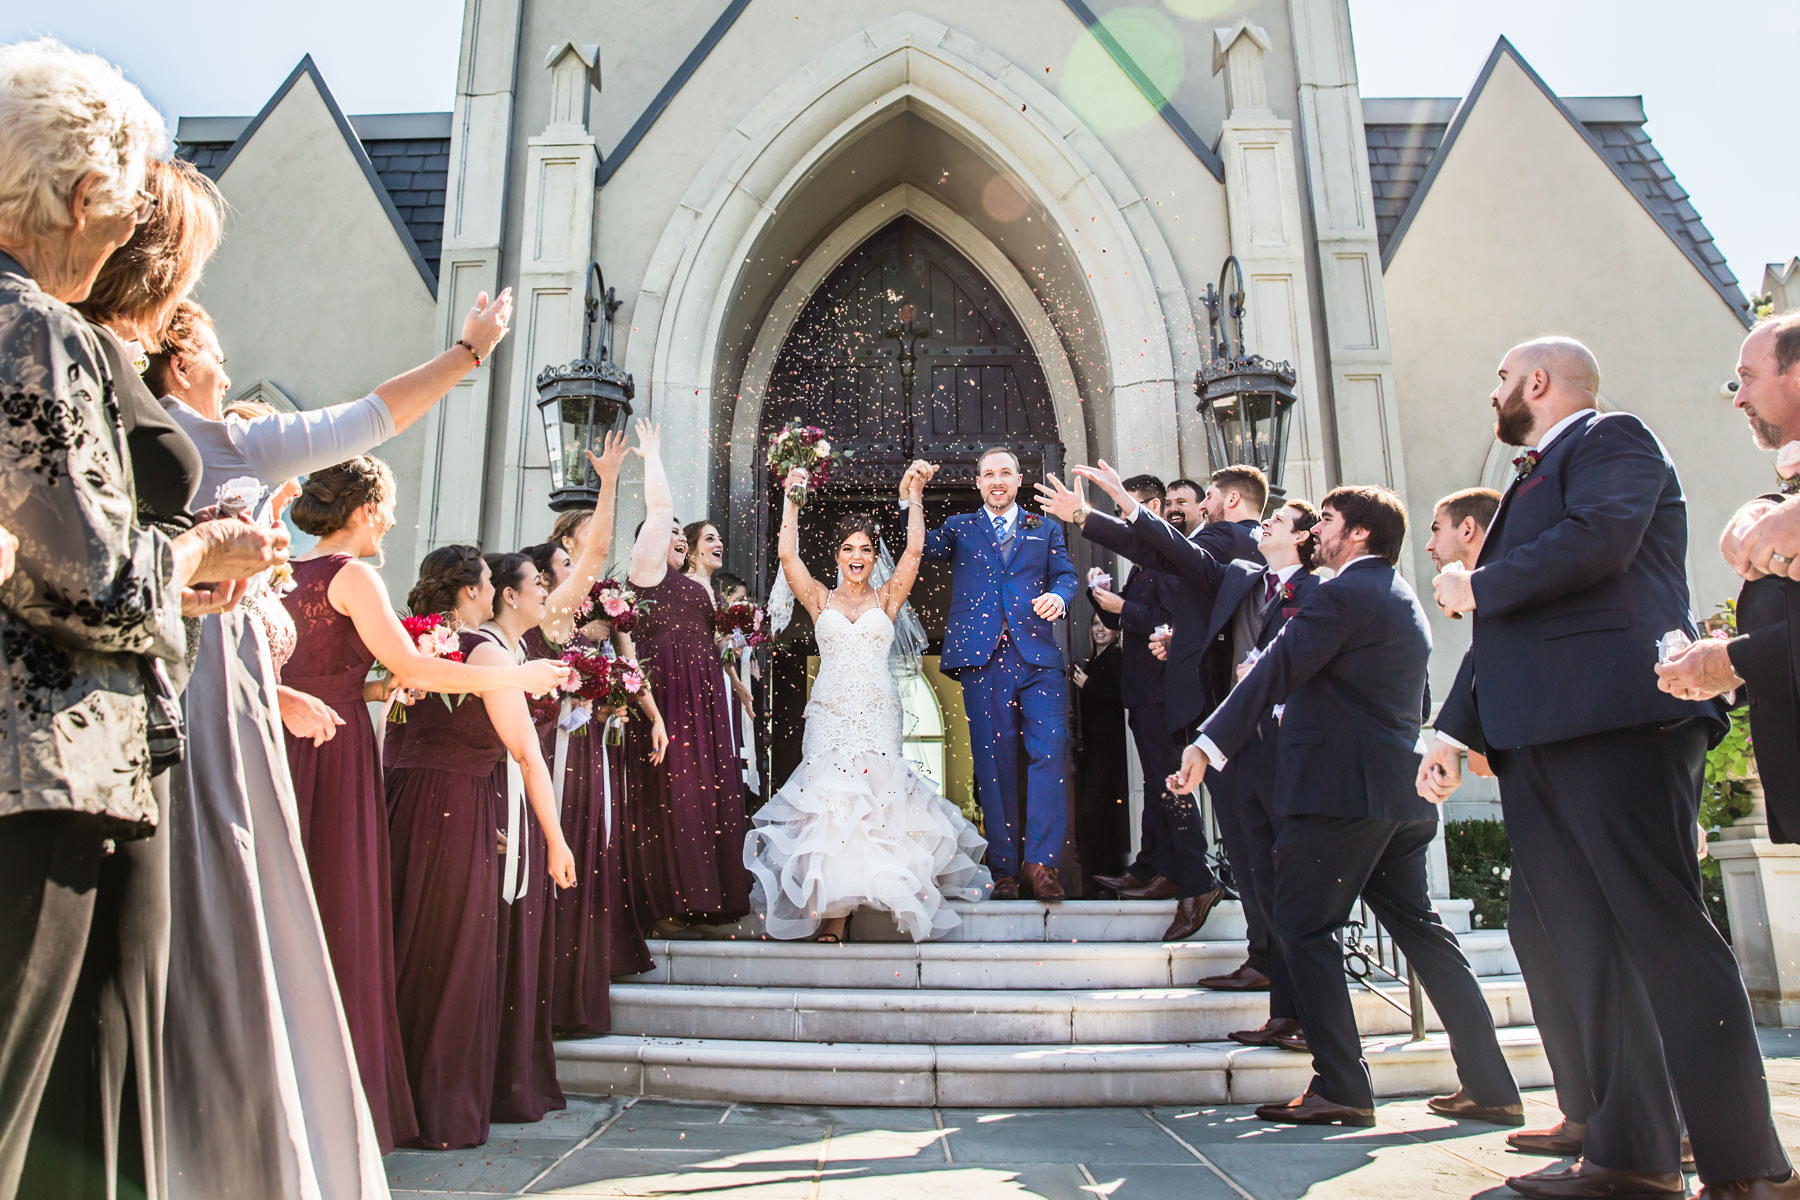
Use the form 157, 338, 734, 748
989, 876, 1021, 901
1505, 1161, 1686, 1198
1428, 1088, 1526, 1126
1023, 862, 1065, 901
1509, 1120, 1587, 1156
1092, 872, 1145, 894
1229, 1017, 1300, 1047
1162, 888, 1223, 940
1196, 961, 1271, 990
1117, 874, 1177, 900
1254, 1090, 1376, 1128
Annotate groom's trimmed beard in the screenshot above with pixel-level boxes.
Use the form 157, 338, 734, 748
1493, 378, 1533, 446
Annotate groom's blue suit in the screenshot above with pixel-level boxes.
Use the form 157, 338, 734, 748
926, 507, 1078, 879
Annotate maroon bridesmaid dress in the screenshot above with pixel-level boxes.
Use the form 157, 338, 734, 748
386, 630, 507, 1149
486, 628, 565, 1123
282, 555, 420, 1152
621, 571, 751, 927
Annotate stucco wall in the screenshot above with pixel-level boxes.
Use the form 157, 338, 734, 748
1384, 51, 1757, 702
196, 71, 441, 593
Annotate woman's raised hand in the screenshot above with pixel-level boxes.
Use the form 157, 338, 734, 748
784, 466, 810, 497
585, 429, 631, 485
523, 659, 575, 695
632, 419, 662, 457
460, 287, 514, 360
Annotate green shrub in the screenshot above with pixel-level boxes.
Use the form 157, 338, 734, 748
1446, 818, 1511, 930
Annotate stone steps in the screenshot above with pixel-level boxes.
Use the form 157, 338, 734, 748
611, 977, 1534, 1044
557, 1027, 1553, 1108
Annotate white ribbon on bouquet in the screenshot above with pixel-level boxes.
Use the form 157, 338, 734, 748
480, 623, 531, 905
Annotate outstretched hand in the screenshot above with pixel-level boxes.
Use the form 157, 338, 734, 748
1034, 473, 1086, 523
585, 429, 631, 484
632, 419, 662, 457
1072, 460, 1128, 506
460, 288, 514, 360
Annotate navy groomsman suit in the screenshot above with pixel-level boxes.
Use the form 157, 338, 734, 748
1199, 555, 1518, 1116
1727, 496, 1800, 845
1080, 513, 1262, 897
1436, 410, 1790, 1185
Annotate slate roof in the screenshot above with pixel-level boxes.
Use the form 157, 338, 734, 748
1364, 41, 1745, 321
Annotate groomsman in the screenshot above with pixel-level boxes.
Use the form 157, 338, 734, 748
1422, 337, 1793, 1200
1082, 475, 1181, 903
1171, 486, 1519, 1128
1425, 487, 1501, 572
1662, 311, 1800, 848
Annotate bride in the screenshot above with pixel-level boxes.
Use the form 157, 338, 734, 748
745, 462, 992, 942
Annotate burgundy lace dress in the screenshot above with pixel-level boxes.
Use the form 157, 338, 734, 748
386, 630, 507, 1149
622, 571, 751, 926
281, 554, 420, 1152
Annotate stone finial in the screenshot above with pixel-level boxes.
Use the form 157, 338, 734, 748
545, 41, 602, 131
1212, 19, 1274, 118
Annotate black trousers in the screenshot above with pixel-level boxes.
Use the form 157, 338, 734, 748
1210, 755, 1293, 1019
1492, 719, 1788, 1185
1123, 704, 1216, 896
1272, 815, 1518, 1112
0, 812, 166, 1200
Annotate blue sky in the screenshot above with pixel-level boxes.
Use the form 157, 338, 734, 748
4, 1, 1793, 295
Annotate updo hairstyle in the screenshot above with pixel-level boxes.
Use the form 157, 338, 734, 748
521, 541, 562, 579
483, 552, 532, 619
408, 545, 484, 616
832, 512, 882, 551
550, 508, 591, 554
289, 455, 394, 537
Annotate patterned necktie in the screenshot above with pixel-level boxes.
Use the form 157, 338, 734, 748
994, 513, 1014, 562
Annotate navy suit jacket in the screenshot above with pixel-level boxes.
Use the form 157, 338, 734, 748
1091, 562, 1168, 710
926, 509, 1078, 673
1201, 558, 1437, 823
1082, 512, 1262, 730
1436, 411, 1725, 752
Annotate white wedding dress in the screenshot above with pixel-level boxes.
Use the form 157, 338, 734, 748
745, 606, 992, 941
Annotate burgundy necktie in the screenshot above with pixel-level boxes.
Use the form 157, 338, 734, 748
1264, 574, 1279, 604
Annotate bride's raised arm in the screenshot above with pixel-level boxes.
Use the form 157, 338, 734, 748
778, 467, 829, 620
881, 464, 927, 618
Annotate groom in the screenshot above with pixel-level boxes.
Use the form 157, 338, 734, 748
910, 449, 1077, 900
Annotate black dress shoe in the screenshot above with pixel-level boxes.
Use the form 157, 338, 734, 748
1196, 962, 1272, 990
989, 876, 1020, 901
1505, 1160, 1686, 1198
1092, 872, 1145, 893
1254, 1090, 1375, 1127
1428, 1088, 1525, 1126
1161, 888, 1223, 940
1228, 1017, 1301, 1047
1117, 874, 1177, 900
1509, 1119, 1586, 1156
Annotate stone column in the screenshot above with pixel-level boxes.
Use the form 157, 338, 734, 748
1712, 783, 1800, 1026
492, 42, 604, 548
1288, 0, 1407, 499
417, 0, 523, 561
1211, 19, 1329, 504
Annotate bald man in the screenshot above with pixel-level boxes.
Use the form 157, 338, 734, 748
1421, 338, 1792, 1199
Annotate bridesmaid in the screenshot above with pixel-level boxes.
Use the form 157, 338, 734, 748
685, 522, 758, 800
387, 549, 576, 1149
282, 459, 570, 1150
624, 425, 752, 937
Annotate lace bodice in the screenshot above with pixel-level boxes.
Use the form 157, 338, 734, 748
803, 607, 902, 760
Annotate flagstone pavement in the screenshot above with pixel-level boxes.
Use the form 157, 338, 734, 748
386, 1030, 1800, 1199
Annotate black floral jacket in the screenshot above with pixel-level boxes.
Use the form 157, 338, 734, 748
0, 253, 184, 829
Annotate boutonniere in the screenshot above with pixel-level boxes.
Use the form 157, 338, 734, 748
1511, 449, 1543, 481
1777, 441, 1800, 495
1281, 580, 1296, 603
1019, 513, 1043, 531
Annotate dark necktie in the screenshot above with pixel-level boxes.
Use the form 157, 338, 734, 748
1264, 574, 1279, 605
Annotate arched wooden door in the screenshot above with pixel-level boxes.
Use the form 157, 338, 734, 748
752, 216, 1066, 798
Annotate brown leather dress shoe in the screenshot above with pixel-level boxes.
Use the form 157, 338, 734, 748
1694, 1172, 1800, 1199
1505, 1160, 1686, 1199
1271, 1030, 1310, 1053
1023, 862, 1065, 901
1161, 887, 1223, 940
1509, 1119, 1587, 1156
1254, 1090, 1376, 1128
1196, 961, 1272, 990
1116, 874, 1177, 900
1092, 872, 1145, 893
1428, 1088, 1526, 1126
989, 875, 1020, 901
1229, 1017, 1301, 1047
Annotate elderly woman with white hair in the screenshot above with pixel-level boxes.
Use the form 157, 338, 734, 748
0, 38, 288, 1200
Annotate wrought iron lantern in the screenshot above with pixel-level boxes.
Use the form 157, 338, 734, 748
536, 263, 635, 512
1194, 255, 1298, 506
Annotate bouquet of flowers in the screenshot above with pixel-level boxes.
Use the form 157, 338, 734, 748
715, 600, 770, 666
560, 646, 648, 744
766, 424, 849, 507
574, 577, 649, 633
384, 613, 464, 722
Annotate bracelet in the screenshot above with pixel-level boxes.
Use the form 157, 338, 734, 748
456, 338, 482, 367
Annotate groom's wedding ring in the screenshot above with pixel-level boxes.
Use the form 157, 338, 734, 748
1772, 552, 1793, 569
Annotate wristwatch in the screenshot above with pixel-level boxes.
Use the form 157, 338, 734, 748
1072, 504, 1093, 525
